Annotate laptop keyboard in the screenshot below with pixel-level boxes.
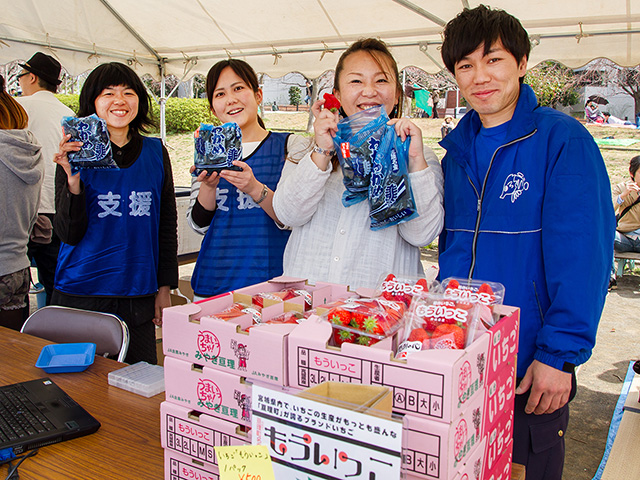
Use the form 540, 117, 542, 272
0, 384, 54, 443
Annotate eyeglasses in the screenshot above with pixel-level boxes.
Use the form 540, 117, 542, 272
16, 72, 30, 79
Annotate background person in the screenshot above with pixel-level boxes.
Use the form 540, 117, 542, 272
602, 111, 636, 126
441, 115, 455, 139
187, 59, 312, 300
52, 62, 178, 364
585, 101, 604, 123
16, 52, 75, 306
273, 38, 444, 290
0, 74, 44, 330
438, 6, 614, 479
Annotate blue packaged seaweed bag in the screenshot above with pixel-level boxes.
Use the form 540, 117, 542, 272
193, 122, 243, 176
61, 114, 117, 174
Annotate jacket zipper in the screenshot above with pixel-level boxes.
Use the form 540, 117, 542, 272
467, 129, 538, 279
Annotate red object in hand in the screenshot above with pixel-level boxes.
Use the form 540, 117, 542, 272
323, 93, 341, 112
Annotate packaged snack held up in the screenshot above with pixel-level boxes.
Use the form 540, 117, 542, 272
377, 273, 432, 308
324, 297, 405, 347
367, 123, 418, 230
208, 302, 261, 324
193, 122, 243, 175
397, 293, 487, 358
61, 114, 116, 174
333, 105, 388, 206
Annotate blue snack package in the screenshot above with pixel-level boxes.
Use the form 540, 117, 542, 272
333, 106, 388, 206
61, 114, 116, 174
368, 127, 418, 230
193, 122, 243, 176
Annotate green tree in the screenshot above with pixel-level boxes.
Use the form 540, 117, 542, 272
289, 86, 301, 111
524, 61, 580, 108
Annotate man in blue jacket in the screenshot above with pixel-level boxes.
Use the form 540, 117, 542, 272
439, 6, 614, 480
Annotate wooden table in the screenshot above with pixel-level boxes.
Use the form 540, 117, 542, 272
0, 327, 164, 480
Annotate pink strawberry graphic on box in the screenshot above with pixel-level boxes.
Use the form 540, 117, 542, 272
454, 418, 469, 462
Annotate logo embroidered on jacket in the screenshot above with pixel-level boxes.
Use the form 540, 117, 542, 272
500, 172, 529, 203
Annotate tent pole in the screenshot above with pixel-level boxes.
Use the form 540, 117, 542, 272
160, 63, 166, 144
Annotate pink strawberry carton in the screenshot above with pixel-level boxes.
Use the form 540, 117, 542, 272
484, 359, 516, 434
484, 439, 513, 480
164, 356, 253, 426
160, 401, 250, 467
163, 292, 296, 386
402, 391, 485, 479
484, 406, 515, 477
165, 449, 219, 480
449, 438, 488, 480
484, 305, 519, 386
288, 314, 491, 423
234, 275, 353, 311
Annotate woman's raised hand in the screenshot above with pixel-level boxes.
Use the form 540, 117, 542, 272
53, 132, 83, 194
387, 118, 428, 173
310, 99, 339, 170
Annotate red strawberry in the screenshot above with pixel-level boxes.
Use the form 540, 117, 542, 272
333, 328, 356, 346
414, 278, 428, 293
362, 313, 388, 335
323, 93, 341, 112
355, 334, 379, 347
328, 308, 351, 326
448, 279, 460, 289
431, 324, 465, 349
478, 283, 493, 295
407, 327, 430, 350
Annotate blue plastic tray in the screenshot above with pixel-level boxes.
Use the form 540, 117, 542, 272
35, 343, 96, 373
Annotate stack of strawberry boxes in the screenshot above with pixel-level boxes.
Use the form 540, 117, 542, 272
160, 275, 519, 480
285, 278, 519, 480
160, 277, 352, 480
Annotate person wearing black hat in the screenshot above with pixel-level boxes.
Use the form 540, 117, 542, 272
16, 52, 74, 307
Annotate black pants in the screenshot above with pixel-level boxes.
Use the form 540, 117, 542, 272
512, 373, 577, 480
50, 290, 158, 365
27, 215, 60, 306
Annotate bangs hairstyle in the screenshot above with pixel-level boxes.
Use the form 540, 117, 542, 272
206, 59, 265, 128
334, 38, 403, 118
0, 74, 29, 130
441, 5, 530, 80
78, 62, 155, 135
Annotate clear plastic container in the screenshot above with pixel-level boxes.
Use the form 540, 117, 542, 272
108, 361, 165, 398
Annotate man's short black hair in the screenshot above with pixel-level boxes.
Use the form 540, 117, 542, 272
630, 155, 640, 178
441, 5, 531, 78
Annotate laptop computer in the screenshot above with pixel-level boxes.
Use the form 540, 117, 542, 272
0, 378, 100, 455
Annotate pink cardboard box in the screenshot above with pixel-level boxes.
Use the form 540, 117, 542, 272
163, 292, 296, 386
484, 360, 516, 434
484, 405, 514, 476
165, 449, 219, 480
288, 306, 519, 423
405, 439, 486, 480
164, 356, 253, 426
484, 305, 519, 386
288, 316, 488, 423
484, 439, 513, 480
160, 401, 250, 467
162, 279, 352, 386
402, 391, 485, 479
234, 276, 353, 310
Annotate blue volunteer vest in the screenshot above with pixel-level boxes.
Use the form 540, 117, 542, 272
55, 137, 164, 296
191, 132, 291, 297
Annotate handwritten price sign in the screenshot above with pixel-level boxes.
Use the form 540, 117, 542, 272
214, 445, 275, 480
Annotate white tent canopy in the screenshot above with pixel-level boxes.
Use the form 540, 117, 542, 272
2, 0, 640, 81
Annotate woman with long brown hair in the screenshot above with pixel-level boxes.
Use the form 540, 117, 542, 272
187, 59, 311, 300
0, 74, 44, 329
273, 38, 444, 289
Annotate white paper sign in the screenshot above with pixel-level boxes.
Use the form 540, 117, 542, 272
252, 384, 403, 480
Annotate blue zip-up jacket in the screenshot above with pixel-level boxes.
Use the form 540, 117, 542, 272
439, 84, 615, 378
